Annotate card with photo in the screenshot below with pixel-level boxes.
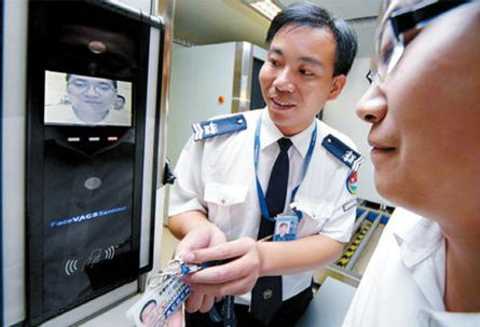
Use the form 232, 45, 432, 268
273, 214, 298, 242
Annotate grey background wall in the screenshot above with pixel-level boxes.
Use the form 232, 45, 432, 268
167, 43, 237, 165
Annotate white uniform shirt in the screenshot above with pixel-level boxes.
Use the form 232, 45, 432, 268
343, 208, 480, 327
44, 104, 131, 126
169, 109, 357, 304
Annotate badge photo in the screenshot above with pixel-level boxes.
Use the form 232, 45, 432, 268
273, 215, 298, 242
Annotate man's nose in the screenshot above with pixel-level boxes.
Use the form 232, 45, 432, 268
272, 68, 295, 93
84, 84, 99, 96
356, 85, 387, 123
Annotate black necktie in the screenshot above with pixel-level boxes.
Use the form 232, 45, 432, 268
251, 137, 292, 325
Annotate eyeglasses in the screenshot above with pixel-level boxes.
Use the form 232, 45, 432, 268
366, 70, 374, 84
367, 0, 471, 85
67, 78, 115, 94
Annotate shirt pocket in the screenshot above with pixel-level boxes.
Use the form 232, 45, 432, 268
204, 182, 248, 234
292, 197, 334, 237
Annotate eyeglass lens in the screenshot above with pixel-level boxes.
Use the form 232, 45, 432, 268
370, 0, 471, 84
68, 78, 114, 94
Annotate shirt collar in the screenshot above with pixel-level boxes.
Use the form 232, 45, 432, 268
260, 109, 316, 158
393, 212, 443, 268
418, 309, 480, 327
392, 209, 446, 310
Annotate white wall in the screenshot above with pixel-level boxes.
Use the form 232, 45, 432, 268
167, 43, 236, 165
323, 57, 391, 206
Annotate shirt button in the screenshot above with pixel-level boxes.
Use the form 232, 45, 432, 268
263, 289, 273, 300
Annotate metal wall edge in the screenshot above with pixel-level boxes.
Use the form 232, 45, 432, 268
0, 0, 4, 324
231, 42, 254, 113
155, 0, 175, 190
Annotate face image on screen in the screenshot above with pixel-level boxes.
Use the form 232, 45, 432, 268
44, 71, 133, 126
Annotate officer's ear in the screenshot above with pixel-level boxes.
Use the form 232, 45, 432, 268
327, 74, 347, 100
114, 95, 125, 110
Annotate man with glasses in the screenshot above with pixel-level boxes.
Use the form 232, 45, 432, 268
45, 73, 128, 126
343, 0, 480, 326
66, 74, 126, 125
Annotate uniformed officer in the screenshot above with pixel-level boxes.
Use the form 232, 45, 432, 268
343, 1, 480, 326
168, 3, 361, 326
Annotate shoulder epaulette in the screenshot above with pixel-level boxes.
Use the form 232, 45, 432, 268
192, 114, 247, 141
322, 134, 363, 170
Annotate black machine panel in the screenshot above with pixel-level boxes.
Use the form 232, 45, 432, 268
250, 57, 266, 110
25, 1, 162, 325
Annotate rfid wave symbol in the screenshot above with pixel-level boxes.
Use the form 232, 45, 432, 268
64, 245, 116, 277
65, 258, 79, 276
104, 245, 115, 260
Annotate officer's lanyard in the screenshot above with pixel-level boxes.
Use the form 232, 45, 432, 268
254, 115, 317, 222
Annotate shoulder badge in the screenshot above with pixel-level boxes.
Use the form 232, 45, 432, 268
322, 134, 364, 195
322, 134, 363, 170
192, 114, 247, 141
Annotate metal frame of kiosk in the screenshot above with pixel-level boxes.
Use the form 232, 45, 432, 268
2, 0, 169, 326
0, 0, 4, 325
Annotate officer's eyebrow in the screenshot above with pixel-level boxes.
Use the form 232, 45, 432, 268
268, 47, 283, 57
268, 47, 324, 68
298, 56, 324, 68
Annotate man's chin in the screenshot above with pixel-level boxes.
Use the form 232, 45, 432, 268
267, 107, 291, 122
74, 108, 109, 123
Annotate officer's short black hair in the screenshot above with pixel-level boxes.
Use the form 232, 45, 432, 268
266, 2, 358, 76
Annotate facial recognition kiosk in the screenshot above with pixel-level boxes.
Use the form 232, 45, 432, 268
2, 0, 168, 325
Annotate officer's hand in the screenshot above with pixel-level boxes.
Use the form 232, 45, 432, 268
183, 237, 262, 297
176, 224, 227, 314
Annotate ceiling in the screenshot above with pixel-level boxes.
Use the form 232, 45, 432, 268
173, 0, 382, 57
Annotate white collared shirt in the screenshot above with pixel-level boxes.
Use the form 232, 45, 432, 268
342, 208, 480, 327
169, 109, 357, 304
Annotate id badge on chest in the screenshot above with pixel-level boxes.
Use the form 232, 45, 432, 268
273, 213, 298, 242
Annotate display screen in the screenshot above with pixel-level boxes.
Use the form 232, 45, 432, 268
44, 71, 133, 126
